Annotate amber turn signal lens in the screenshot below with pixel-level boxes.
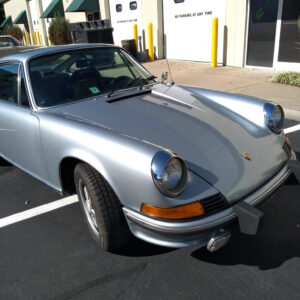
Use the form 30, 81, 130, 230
141, 202, 204, 220
285, 137, 292, 148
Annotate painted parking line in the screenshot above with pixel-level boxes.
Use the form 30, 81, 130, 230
284, 124, 300, 134
0, 195, 79, 229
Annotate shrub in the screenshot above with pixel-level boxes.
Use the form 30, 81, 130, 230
3, 25, 23, 42
48, 17, 72, 45
272, 72, 300, 87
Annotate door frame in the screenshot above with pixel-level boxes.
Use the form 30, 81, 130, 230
245, 0, 300, 71
272, 0, 300, 71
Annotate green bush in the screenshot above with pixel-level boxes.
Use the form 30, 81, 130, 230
272, 72, 300, 87
48, 17, 72, 45
3, 25, 23, 43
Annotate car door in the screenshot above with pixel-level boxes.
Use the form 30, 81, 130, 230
0, 62, 49, 183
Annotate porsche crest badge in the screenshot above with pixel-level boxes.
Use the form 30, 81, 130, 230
241, 152, 252, 161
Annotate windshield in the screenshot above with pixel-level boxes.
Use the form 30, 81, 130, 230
29, 47, 156, 108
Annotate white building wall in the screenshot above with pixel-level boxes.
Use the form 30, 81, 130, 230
225, 0, 248, 67
63, 0, 86, 23
41, 0, 53, 43
99, 0, 110, 19
3, 0, 27, 43
141, 0, 163, 59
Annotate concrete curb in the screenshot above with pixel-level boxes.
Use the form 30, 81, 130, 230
284, 108, 300, 122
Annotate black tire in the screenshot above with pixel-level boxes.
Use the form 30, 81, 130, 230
74, 163, 130, 251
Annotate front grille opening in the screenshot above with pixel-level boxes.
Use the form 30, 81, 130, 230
201, 193, 228, 215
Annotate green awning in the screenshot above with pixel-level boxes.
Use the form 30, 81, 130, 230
66, 0, 99, 12
40, 0, 64, 18
0, 15, 12, 28
13, 10, 28, 24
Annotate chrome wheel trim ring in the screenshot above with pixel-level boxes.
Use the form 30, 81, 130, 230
79, 178, 100, 236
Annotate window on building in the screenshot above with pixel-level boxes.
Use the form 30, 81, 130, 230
0, 64, 19, 104
116, 4, 122, 12
87, 13, 93, 21
130, 1, 137, 10
246, 0, 279, 67
278, 0, 300, 63
94, 12, 100, 20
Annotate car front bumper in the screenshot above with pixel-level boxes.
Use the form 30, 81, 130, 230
123, 164, 292, 249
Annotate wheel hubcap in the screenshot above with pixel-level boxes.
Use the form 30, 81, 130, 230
79, 179, 99, 235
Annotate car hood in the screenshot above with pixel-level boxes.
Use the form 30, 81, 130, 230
52, 85, 288, 203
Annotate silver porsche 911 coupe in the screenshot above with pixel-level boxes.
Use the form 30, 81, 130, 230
0, 44, 297, 252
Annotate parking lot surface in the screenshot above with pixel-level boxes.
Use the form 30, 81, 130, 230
0, 120, 300, 299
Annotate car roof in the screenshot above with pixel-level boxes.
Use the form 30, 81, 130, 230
0, 43, 117, 63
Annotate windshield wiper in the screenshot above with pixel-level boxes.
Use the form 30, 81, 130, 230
106, 75, 157, 98
137, 75, 157, 90
106, 88, 152, 103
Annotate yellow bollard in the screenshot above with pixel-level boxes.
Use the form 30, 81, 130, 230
33, 31, 37, 45
211, 17, 218, 67
148, 23, 154, 61
25, 31, 30, 45
37, 31, 41, 45
133, 24, 138, 52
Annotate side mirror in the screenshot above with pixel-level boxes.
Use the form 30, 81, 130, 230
161, 72, 168, 84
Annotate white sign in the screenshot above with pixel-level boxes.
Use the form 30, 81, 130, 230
163, 0, 226, 63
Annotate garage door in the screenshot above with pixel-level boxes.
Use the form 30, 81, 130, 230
109, 0, 142, 47
163, 0, 226, 63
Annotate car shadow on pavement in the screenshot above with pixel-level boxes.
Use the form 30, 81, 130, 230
191, 185, 300, 270
114, 236, 175, 257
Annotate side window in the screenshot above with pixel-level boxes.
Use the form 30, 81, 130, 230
116, 4, 122, 12
130, 1, 137, 10
0, 64, 19, 104
174, 0, 184, 3
20, 67, 30, 108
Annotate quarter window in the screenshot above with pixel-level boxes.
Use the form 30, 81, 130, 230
0, 64, 19, 104
130, 1, 137, 10
20, 67, 30, 107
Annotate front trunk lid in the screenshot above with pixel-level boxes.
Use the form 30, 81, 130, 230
54, 85, 288, 204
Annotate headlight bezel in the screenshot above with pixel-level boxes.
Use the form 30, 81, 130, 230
263, 103, 285, 134
151, 150, 188, 198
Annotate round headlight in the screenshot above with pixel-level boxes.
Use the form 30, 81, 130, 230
151, 150, 188, 198
263, 103, 284, 133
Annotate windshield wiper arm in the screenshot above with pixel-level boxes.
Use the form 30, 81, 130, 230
106, 88, 152, 103
106, 75, 156, 97
137, 75, 158, 90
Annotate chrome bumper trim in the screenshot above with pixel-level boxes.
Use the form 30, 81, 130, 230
123, 165, 291, 235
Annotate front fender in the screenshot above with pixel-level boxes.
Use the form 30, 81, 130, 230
39, 112, 219, 211
181, 85, 268, 129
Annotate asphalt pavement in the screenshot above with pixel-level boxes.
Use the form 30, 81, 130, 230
0, 120, 300, 300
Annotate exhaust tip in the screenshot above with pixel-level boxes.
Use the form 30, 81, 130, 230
207, 230, 231, 253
